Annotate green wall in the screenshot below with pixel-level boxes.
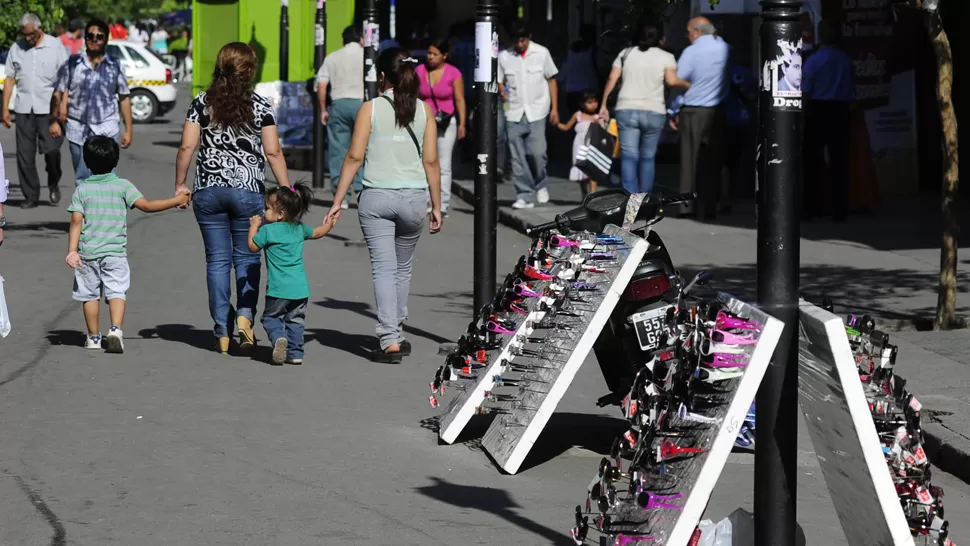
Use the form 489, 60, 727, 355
192, 0, 356, 96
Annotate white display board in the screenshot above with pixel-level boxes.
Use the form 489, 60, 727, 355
797, 300, 915, 546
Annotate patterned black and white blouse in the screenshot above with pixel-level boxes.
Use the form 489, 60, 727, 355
186, 91, 277, 193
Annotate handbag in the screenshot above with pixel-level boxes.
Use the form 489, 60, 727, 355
426, 70, 454, 134
575, 122, 616, 184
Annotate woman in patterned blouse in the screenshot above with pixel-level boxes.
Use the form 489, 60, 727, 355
174, 42, 292, 354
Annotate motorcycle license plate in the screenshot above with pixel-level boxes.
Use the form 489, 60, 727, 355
632, 305, 672, 351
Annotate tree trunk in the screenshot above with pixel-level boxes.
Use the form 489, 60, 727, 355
926, 11, 961, 330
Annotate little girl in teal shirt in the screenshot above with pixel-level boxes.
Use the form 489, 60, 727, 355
248, 183, 333, 365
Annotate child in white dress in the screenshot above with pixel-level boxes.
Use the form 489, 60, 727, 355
558, 91, 604, 197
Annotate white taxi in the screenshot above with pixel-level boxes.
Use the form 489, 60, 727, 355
1, 42, 177, 123
106, 40, 178, 123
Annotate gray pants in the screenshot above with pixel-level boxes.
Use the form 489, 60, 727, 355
357, 188, 426, 350
16, 113, 63, 202
507, 116, 548, 202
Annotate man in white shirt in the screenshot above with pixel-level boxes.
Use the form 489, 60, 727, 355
1, 13, 68, 208
498, 22, 559, 209
316, 25, 364, 206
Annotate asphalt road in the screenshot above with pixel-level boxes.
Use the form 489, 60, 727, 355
1, 103, 967, 545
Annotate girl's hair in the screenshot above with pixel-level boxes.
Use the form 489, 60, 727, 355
266, 182, 313, 222
428, 36, 450, 56
377, 47, 420, 128
206, 42, 259, 133
635, 21, 662, 52
581, 90, 599, 104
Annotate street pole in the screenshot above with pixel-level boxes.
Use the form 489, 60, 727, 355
473, 0, 499, 316
312, 0, 326, 189
755, 2, 802, 546
389, 0, 396, 40
279, 0, 289, 81
362, 0, 380, 102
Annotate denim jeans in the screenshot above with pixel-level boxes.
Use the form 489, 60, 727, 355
261, 297, 308, 359
70, 133, 118, 186
327, 98, 364, 194
357, 188, 425, 350
616, 110, 666, 195
507, 116, 548, 202
192, 186, 264, 338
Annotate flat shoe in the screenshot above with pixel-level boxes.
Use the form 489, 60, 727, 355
237, 316, 255, 353
271, 338, 287, 365
371, 349, 403, 364
399, 340, 412, 356
215, 337, 230, 354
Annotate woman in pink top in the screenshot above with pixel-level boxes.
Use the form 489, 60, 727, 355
416, 38, 466, 216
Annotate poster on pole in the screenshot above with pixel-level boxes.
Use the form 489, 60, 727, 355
474, 22, 495, 84
761, 37, 803, 110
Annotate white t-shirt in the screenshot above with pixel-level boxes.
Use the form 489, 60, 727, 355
613, 47, 677, 114
151, 30, 169, 53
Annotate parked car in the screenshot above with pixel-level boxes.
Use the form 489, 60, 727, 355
106, 40, 178, 123
1, 42, 177, 123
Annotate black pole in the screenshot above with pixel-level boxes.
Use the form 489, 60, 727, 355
362, 0, 379, 101
312, 0, 327, 189
279, 0, 289, 81
473, 0, 499, 315
755, 2, 802, 545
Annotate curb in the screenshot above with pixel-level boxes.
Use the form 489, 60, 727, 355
453, 182, 970, 485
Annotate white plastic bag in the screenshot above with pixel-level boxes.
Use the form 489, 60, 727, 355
697, 508, 755, 546
0, 274, 10, 338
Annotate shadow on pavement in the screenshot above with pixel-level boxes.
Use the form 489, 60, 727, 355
415, 477, 577, 546
47, 329, 85, 346
314, 297, 452, 344
3, 221, 69, 233
411, 290, 474, 315
138, 324, 215, 352
306, 327, 373, 361
684, 263, 970, 325
151, 140, 181, 149
514, 412, 629, 473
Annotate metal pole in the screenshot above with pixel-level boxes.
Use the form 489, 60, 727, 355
279, 0, 289, 81
362, 0, 380, 102
312, 0, 327, 189
473, 0, 499, 315
755, 2, 802, 545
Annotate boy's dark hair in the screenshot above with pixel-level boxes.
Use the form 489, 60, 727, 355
86, 18, 110, 38
266, 182, 313, 222
83, 136, 120, 175
342, 25, 361, 45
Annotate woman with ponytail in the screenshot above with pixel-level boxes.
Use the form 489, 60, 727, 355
324, 47, 443, 363
174, 42, 292, 354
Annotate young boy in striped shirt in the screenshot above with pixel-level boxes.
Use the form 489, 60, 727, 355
65, 135, 189, 353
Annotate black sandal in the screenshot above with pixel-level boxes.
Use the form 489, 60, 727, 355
399, 340, 412, 356
371, 348, 403, 364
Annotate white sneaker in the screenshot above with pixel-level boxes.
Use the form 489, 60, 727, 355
512, 199, 534, 210
105, 327, 124, 353
537, 187, 550, 204
340, 200, 349, 210
85, 333, 103, 350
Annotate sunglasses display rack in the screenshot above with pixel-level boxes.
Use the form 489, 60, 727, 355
430, 225, 649, 472
797, 300, 955, 546
570, 293, 783, 546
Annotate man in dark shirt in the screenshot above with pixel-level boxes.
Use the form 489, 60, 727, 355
802, 20, 855, 221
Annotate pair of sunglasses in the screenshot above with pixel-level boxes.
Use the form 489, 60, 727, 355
86, 32, 106, 41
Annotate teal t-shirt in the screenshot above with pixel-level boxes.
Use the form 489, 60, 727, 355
252, 222, 314, 300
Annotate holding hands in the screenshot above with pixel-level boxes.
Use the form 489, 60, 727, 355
249, 215, 262, 229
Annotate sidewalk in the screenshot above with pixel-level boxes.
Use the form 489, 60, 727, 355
453, 170, 970, 485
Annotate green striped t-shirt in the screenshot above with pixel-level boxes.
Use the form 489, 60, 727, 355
67, 173, 144, 259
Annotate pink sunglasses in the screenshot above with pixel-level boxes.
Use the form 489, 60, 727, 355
709, 328, 758, 345
715, 310, 763, 332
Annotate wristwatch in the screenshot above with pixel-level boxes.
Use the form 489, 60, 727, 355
0, 216, 6, 229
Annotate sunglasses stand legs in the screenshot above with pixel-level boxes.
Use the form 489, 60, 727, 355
797, 300, 953, 546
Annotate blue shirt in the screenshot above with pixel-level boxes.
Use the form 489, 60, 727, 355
803, 46, 855, 102
669, 35, 729, 114
54, 54, 130, 145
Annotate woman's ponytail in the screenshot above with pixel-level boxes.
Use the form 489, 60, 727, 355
377, 48, 419, 127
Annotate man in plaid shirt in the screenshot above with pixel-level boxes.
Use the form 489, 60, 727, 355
50, 18, 133, 187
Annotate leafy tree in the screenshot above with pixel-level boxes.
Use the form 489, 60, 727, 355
0, 1, 64, 49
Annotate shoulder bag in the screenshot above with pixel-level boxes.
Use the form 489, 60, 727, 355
379, 95, 421, 158
426, 69, 453, 134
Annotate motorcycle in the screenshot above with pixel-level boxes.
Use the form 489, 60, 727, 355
526, 188, 696, 407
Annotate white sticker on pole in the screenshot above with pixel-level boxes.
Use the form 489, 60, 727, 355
315, 24, 324, 46
761, 37, 803, 111
474, 21, 493, 83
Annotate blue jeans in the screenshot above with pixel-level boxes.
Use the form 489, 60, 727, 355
70, 134, 118, 186
261, 297, 308, 359
507, 116, 548, 202
192, 186, 264, 338
327, 98, 364, 194
616, 110, 666, 194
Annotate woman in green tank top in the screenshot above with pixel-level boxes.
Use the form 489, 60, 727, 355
324, 48, 443, 363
